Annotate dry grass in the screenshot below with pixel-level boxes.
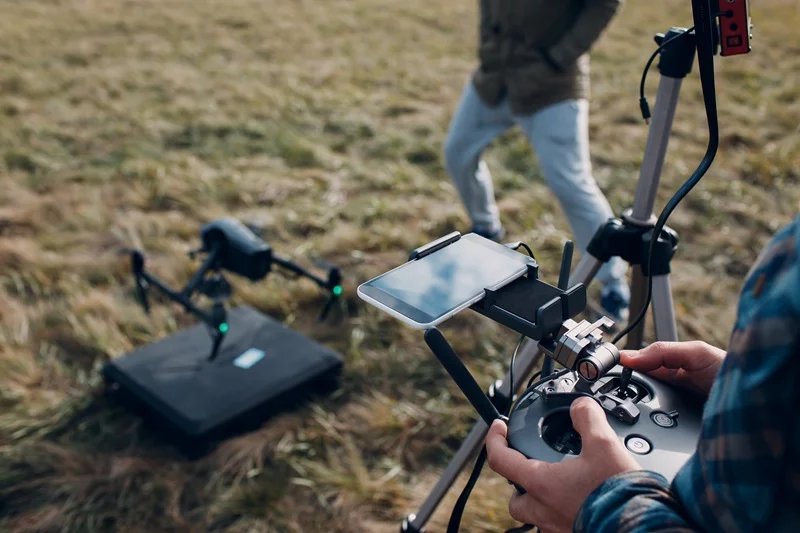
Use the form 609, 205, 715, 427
1, 0, 799, 531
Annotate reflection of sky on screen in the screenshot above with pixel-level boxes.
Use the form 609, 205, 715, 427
371, 239, 525, 318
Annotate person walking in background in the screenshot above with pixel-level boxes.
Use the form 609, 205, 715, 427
444, 0, 630, 321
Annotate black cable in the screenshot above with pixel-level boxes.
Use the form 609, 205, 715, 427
614, 0, 720, 346
639, 26, 695, 122
517, 243, 535, 259
526, 371, 542, 390
639, 9, 728, 121
506, 241, 536, 259
445, 369, 564, 531
508, 334, 525, 416
446, 447, 489, 533
445, 333, 531, 532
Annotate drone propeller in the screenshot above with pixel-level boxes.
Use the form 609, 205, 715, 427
311, 257, 337, 271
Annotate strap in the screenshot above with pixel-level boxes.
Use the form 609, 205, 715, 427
447, 447, 488, 533
446, 446, 537, 533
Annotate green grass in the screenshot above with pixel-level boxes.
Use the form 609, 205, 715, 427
1, 0, 799, 531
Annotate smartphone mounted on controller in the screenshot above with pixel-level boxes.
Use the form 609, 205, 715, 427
357, 232, 536, 329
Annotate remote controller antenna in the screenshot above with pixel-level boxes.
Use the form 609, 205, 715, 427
558, 241, 573, 291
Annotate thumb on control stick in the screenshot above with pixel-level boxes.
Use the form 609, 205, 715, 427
569, 397, 618, 449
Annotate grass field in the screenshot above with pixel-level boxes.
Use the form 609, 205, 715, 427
1, 0, 799, 531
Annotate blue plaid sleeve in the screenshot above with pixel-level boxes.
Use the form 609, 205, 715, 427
575, 215, 800, 532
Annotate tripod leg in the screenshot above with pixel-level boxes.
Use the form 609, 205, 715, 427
650, 274, 679, 341
629, 77, 684, 223
624, 269, 679, 349
403, 339, 542, 532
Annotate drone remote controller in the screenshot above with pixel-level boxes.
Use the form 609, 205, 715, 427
508, 366, 702, 482
425, 327, 703, 492
365, 233, 703, 498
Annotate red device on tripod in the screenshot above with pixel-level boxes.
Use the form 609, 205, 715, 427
718, 0, 752, 56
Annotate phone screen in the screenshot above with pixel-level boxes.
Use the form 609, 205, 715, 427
359, 235, 531, 326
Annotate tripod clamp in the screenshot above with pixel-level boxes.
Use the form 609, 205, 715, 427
127, 218, 344, 362
587, 214, 680, 277
656, 27, 697, 79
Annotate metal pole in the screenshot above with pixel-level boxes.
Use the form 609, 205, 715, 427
628, 76, 685, 224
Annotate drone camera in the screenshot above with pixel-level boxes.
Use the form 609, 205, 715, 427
200, 218, 273, 281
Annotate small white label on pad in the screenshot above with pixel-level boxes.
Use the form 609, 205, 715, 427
233, 348, 265, 369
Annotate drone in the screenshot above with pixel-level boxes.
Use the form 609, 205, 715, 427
126, 218, 343, 361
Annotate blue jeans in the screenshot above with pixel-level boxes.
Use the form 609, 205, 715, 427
443, 81, 627, 293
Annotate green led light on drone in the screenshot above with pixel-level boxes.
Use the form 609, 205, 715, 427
333, 285, 343, 296
219, 322, 229, 333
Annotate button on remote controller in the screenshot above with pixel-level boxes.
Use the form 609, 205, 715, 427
625, 435, 652, 455
652, 409, 680, 428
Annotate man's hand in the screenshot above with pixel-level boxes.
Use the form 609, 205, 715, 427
620, 341, 726, 397
485, 397, 640, 532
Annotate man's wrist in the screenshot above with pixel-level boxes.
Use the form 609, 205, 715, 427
574, 470, 672, 532
587, 470, 670, 500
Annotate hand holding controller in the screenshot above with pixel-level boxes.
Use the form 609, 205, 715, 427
486, 398, 640, 531
620, 340, 725, 396
425, 323, 705, 484
485, 343, 717, 531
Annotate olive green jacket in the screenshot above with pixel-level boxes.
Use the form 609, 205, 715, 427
472, 0, 622, 115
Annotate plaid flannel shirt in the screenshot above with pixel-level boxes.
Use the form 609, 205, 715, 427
575, 215, 800, 532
